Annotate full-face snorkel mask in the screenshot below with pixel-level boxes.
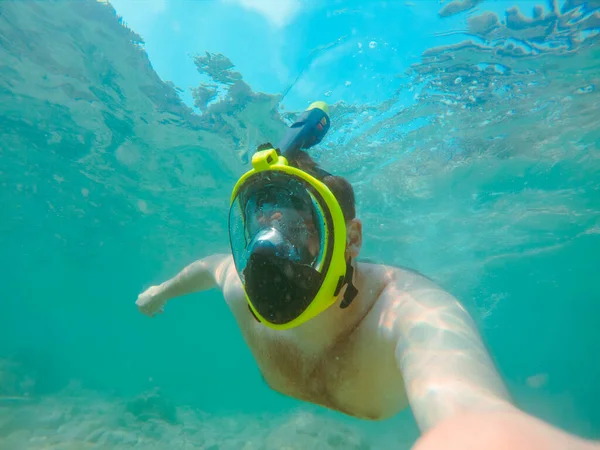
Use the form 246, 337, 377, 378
228, 102, 358, 330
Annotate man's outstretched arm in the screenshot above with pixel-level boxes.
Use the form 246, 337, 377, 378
136, 253, 232, 317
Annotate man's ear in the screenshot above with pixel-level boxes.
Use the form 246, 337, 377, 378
345, 218, 362, 259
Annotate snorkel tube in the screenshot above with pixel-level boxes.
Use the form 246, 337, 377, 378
276, 101, 331, 159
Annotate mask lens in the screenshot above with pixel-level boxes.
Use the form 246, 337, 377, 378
228, 171, 332, 325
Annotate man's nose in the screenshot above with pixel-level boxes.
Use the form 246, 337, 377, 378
258, 211, 282, 225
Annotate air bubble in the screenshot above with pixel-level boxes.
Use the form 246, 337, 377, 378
137, 200, 149, 214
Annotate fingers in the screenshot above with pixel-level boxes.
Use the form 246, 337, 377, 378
135, 286, 167, 318
135, 297, 165, 318
136, 299, 154, 317
139, 306, 154, 318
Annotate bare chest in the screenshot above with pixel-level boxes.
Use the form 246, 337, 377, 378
246, 327, 408, 420
223, 262, 410, 420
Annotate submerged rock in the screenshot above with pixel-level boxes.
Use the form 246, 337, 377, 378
0, 359, 35, 398
125, 388, 178, 424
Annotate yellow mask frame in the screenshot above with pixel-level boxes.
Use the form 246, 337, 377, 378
229, 148, 348, 330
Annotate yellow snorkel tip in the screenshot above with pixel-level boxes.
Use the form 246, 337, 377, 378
307, 101, 329, 115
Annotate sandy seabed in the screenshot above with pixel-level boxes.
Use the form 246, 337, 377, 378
0, 383, 407, 450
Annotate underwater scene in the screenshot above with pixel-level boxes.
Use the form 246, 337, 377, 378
1, 0, 599, 448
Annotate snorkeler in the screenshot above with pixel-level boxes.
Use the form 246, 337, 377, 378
136, 102, 598, 448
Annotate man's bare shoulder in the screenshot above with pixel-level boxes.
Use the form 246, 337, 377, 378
357, 261, 443, 303
357, 261, 459, 337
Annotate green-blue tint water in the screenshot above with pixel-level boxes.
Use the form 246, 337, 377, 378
1, 0, 599, 448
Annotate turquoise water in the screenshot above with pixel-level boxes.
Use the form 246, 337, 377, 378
1, 0, 599, 448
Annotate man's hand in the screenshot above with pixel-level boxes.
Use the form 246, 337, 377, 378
136, 285, 168, 317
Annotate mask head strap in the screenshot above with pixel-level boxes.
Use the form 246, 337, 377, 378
339, 257, 358, 309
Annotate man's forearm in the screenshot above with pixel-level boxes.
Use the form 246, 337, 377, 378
412, 409, 599, 450
405, 372, 515, 432
158, 254, 229, 301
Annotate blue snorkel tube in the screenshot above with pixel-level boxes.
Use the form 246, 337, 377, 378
276, 101, 331, 159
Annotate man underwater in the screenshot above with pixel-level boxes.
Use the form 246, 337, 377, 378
136, 102, 597, 449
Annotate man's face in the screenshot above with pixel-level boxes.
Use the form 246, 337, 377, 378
257, 205, 320, 258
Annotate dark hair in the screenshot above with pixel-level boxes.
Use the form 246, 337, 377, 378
287, 150, 356, 222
